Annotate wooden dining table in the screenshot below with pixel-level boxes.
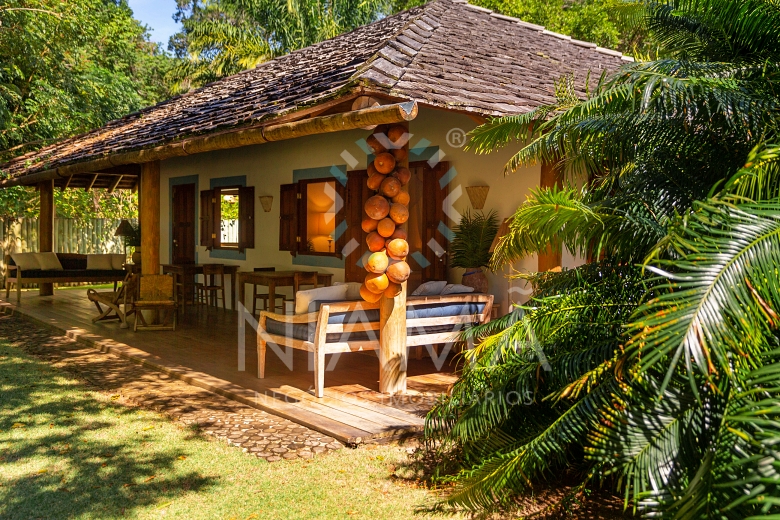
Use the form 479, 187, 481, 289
237, 270, 334, 314
161, 263, 240, 311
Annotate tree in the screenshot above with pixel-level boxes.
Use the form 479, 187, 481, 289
0, 0, 170, 219
167, 0, 389, 93
392, 0, 651, 53
426, 0, 780, 516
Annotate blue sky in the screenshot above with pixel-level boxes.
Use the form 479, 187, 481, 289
127, 0, 182, 46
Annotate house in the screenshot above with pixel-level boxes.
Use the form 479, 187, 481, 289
0, 0, 628, 313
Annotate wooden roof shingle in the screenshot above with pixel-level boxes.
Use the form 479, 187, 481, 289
1, 0, 628, 181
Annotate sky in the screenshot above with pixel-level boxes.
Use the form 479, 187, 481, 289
127, 0, 182, 46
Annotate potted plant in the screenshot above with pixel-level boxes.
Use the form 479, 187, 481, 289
127, 223, 141, 264
450, 209, 499, 293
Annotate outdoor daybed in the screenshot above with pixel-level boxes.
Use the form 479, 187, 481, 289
4, 252, 127, 303
257, 292, 493, 397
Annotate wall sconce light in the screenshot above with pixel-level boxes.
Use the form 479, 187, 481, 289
465, 185, 490, 210
259, 195, 273, 212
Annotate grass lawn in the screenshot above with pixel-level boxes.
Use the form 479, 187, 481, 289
0, 341, 455, 520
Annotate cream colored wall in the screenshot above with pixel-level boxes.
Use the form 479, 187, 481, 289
159, 107, 570, 312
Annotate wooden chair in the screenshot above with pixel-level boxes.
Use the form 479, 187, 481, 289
173, 264, 197, 314
252, 267, 286, 316
87, 273, 137, 329
134, 274, 177, 331
196, 264, 226, 311
293, 271, 319, 294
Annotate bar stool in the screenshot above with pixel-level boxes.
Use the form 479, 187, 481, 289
196, 264, 226, 311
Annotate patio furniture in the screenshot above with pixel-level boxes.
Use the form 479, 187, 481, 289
238, 270, 333, 314
134, 274, 177, 331
252, 267, 287, 316
87, 273, 138, 328
161, 263, 240, 310
257, 293, 493, 397
196, 263, 226, 310
4, 253, 127, 303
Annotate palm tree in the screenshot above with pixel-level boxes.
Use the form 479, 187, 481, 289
425, 0, 780, 516
168, 0, 389, 93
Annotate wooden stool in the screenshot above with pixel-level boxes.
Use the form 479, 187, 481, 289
197, 264, 226, 310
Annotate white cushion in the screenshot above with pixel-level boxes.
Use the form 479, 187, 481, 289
334, 282, 362, 301
109, 254, 126, 270
86, 254, 114, 270
10, 252, 40, 271
441, 283, 475, 295
295, 284, 348, 315
411, 280, 447, 296
34, 252, 63, 271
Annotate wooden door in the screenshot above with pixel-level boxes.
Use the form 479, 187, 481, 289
172, 183, 196, 264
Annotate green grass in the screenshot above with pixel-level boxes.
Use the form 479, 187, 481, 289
0, 342, 453, 519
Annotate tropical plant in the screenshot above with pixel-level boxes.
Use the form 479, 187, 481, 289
424, 0, 780, 516
449, 210, 499, 270
167, 0, 389, 93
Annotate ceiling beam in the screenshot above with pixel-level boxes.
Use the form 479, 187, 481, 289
107, 175, 123, 193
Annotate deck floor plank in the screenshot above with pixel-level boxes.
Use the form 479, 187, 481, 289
2, 289, 460, 442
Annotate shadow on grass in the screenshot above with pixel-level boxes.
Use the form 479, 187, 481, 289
0, 345, 217, 519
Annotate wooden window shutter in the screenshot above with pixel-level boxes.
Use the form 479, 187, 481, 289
279, 183, 298, 253
200, 189, 215, 250
422, 161, 450, 283
335, 180, 347, 258
344, 170, 369, 283
212, 187, 222, 249
238, 186, 255, 252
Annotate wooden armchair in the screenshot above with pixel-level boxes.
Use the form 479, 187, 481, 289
87, 273, 137, 329
134, 274, 177, 331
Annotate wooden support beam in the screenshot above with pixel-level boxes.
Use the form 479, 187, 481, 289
63, 175, 72, 189
140, 161, 160, 275
379, 121, 409, 395
107, 175, 123, 193
38, 179, 55, 296
85, 173, 99, 191
1, 101, 419, 188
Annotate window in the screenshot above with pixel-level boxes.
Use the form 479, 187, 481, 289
220, 189, 239, 247
279, 177, 345, 257
200, 185, 255, 252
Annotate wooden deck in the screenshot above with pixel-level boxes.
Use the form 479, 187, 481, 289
0, 289, 460, 444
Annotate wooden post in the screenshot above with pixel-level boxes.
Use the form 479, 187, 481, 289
140, 161, 160, 275
38, 179, 54, 296
538, 161, 562, 272
379, 122, 409, 395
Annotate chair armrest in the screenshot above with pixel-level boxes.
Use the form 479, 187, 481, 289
259, 310, 319, 324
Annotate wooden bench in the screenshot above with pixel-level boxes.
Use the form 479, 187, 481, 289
257, 293, 493, 397
4, 253, 127, 303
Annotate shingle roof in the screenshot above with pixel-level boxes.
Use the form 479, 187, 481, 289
1, 0, 628, 182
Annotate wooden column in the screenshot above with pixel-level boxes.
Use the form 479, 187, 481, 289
379, 122, 408, 395
140, 161, 160, 275
538, 161, 562, 272
38, 180, 54, 296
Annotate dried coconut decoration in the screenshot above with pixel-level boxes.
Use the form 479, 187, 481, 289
361, 124, 411, 301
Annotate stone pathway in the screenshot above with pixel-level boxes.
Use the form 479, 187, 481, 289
0, 312, 343, 461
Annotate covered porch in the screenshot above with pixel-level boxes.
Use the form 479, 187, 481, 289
0, 288, 458, 444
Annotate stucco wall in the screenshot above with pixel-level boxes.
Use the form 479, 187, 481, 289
158, 107, 574, 313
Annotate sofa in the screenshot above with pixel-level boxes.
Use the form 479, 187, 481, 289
257, 292, 494, 397
4, 252, 127, 303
